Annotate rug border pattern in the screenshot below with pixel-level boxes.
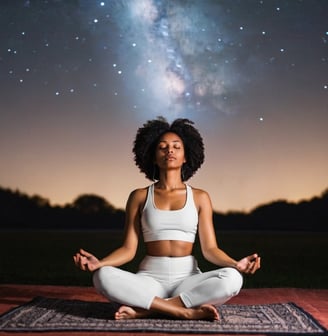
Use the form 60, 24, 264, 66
0, 297, 327, 334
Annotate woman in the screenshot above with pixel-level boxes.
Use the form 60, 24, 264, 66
73, 117, 261, 321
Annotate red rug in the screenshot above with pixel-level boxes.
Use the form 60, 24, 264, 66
0, 296, 327, 334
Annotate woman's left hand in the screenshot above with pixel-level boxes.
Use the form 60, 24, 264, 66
236, 253, 261, 274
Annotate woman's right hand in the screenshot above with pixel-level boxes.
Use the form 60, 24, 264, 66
73, 248, 101, 272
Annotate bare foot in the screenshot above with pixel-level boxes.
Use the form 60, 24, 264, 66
115, 305, 152, 320
185, 304, 219, 320
149, 297, 219, 321
115, 302, 219, 321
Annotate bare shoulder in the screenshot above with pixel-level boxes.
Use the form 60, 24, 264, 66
190, 186, 212, 207
127, 186, 149, 207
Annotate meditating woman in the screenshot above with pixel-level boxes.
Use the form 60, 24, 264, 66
73, 117, 261, 320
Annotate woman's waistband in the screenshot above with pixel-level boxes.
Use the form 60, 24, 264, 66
139, 255, 198, 273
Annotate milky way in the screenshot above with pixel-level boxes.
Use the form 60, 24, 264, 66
97, 0, 328, 121
2, 0, 327, 121
109, 0, 254, 118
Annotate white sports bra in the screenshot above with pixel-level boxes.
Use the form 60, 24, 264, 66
141, 183, 198, 243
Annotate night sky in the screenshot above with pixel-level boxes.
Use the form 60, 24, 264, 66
1, 0, 327, 212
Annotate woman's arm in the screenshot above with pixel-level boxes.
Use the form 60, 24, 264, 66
195, 188, 260, 274
98, 188, 144, 266
73, 188, 146, 272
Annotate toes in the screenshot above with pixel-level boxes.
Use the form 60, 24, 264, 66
201, 304, 219, 320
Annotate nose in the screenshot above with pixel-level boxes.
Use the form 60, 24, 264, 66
168, 146, 174, 153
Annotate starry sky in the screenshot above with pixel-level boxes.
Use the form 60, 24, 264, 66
0, 0, 327, 213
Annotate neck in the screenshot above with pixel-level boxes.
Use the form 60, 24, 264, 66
156, 171, 184, 190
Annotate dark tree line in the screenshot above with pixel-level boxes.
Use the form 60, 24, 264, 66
0, 186, 327, 231
0, 188, 125, 230
213, 190, 328, 231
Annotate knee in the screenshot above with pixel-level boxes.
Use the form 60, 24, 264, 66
92, 266, 116, 291
221, 267, 243, 296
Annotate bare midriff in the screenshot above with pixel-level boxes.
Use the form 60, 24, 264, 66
145, 240, 193, 257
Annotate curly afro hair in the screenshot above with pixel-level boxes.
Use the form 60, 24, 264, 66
133, 116, 205, 181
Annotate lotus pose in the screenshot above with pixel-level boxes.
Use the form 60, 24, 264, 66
73, 117, 261, 321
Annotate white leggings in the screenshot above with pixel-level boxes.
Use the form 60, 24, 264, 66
93, 255, 243, 310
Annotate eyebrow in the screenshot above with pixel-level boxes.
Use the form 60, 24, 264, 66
159, 139, 182, 143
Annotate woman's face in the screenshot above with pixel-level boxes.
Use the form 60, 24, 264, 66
154, 132, 186, 170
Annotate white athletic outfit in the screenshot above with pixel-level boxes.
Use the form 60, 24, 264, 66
93, 184, 243, 309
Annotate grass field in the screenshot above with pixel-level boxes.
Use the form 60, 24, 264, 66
1, 230, 327, 288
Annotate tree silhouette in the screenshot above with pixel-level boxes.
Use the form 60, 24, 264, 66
72, 194, 115, 214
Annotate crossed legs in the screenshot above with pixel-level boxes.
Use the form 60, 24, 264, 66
93, 263, 242, 320
115, 295, 219, 320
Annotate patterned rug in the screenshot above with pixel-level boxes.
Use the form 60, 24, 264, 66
0, 297, 326, 334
